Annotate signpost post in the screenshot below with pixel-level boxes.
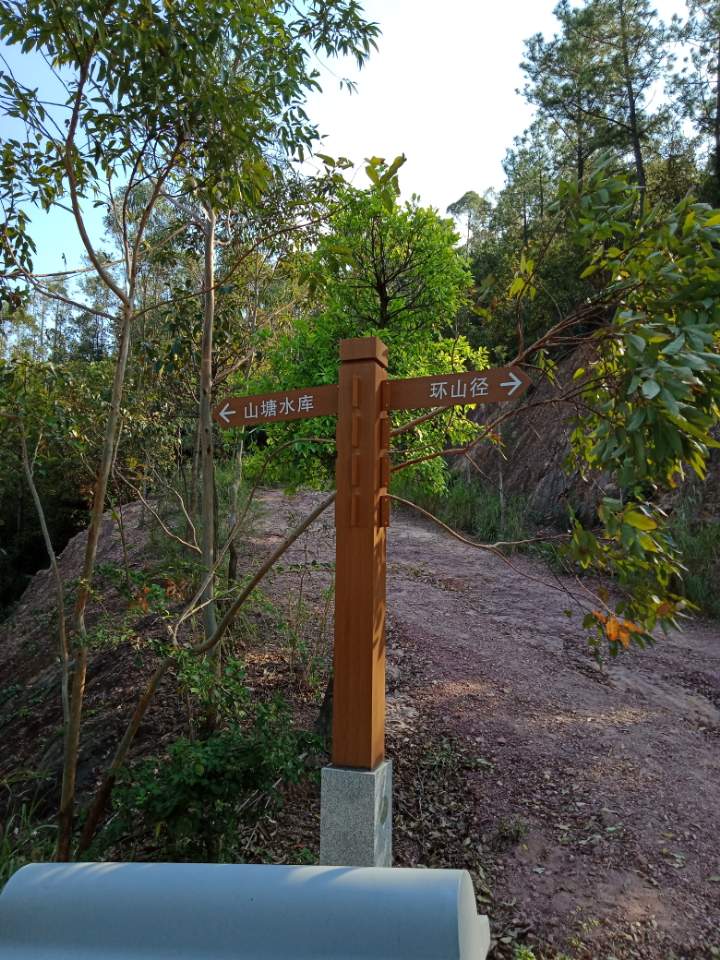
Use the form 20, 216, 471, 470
213, 337, 530, 867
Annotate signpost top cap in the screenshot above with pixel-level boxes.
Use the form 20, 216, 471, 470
340, 337, 388, 367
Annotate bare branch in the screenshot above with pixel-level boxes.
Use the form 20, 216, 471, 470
117, 469, 201, 554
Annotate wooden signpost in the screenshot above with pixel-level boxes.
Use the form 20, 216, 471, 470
214, 337, 530, 863
214, 338, 530, 768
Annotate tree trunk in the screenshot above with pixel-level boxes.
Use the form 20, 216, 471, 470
56, 303, 133, 860
56, 649, 87, 861
714, 33, 720, 204
199, 206, 218, 644
619, 0, 647, 215
576, 100, 585, 185
227, 436, 245, 584
315, 672, 333, 742
19, 428, 70, 731
189, 423, 201, 542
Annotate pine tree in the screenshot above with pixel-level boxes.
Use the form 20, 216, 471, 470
672, 0, 720, 203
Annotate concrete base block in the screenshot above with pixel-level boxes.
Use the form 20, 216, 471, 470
320, 761, 392, 867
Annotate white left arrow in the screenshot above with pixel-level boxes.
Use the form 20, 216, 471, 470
218, 402, 236, 424
500, 371, 523, 396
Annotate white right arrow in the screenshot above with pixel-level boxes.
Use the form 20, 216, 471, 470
218, 402, 236, 424
500, 371, 523, 396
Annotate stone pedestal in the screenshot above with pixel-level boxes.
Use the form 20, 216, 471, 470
320, 761, 392, 867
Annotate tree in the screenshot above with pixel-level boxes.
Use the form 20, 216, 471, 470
309, 168, 470, 339
522, 0, 619, 183
479, 158, 720, 649
247, 167, 483, 493
446, 190, 493, 251
0, 0, 379, 859
671, 0, 720, 203
522, 0, 672, 210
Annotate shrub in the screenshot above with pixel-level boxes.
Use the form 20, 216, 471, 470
669, 495, 720, 618
0, 803, 56, 886
107, 699, 319, 860
394, 470, 532, 547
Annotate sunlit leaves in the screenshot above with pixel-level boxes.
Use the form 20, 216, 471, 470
560, 160, 720, 650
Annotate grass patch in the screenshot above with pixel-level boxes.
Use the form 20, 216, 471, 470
393, 472, 534, 548
669, 495, 720, 619
0, 802, 56, 886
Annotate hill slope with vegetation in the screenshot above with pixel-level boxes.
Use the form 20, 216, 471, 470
2, 491, 719, 958
1, 2, 719, 958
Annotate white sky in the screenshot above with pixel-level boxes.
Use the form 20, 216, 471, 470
10, 0, 687, 275
303, 0, 686, 211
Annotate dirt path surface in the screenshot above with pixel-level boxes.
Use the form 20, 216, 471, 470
253, 489, 720, 959
2, 490, 717, 957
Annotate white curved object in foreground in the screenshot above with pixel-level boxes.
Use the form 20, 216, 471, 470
0, 862, 491, 959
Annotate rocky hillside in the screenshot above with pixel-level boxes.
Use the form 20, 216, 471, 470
466, 348, 720, 524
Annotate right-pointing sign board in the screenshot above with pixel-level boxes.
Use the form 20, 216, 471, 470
388, 366, 531, 412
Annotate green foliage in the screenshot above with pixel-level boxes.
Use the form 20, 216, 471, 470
513, 948, 537, 960
555, 160, 720, 648
0, 803, 56, 887
671, 0, 720, 205
667, 493, 720, 618
107, 700, 318, 859
238, 182, 482, 489
0, 357, 113, 608
173, 651, 250, 726
394, 471, 532, 547
468, 152, 720, 650
306, 180, 470, 334
0, 0, 380, 225
513, 950, 572, 960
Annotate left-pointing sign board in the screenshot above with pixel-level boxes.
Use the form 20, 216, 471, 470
213, 384, 338, 428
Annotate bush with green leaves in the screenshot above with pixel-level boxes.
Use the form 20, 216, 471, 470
107, 698, 318, 859
173, 650, 250, 726
393, 471, 532, 547
226, 166, 483, 492
667, 492, 720, 618
554, 162, 720, 650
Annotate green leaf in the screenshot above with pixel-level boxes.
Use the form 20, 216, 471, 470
624, 510, 657, 531
663, 334, 685, 356
641, 379, 660, 399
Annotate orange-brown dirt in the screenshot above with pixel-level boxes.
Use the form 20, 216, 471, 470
1, 491, 718, 959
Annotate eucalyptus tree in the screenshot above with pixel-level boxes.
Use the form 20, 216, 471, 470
446, 190, 493, 252
0, 0, 379, 859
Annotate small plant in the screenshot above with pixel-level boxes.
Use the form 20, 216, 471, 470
105, 698, 319, 859
491, 816, 528, 851
0, 803, 56, 886
96, 561, 177, 617
668, 494, 720, 618
173, 649, 249, 726
423, 737, 461, 773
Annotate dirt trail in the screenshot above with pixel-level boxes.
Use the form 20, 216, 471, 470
2, 489, 717, 956
254, 489, 720, 958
